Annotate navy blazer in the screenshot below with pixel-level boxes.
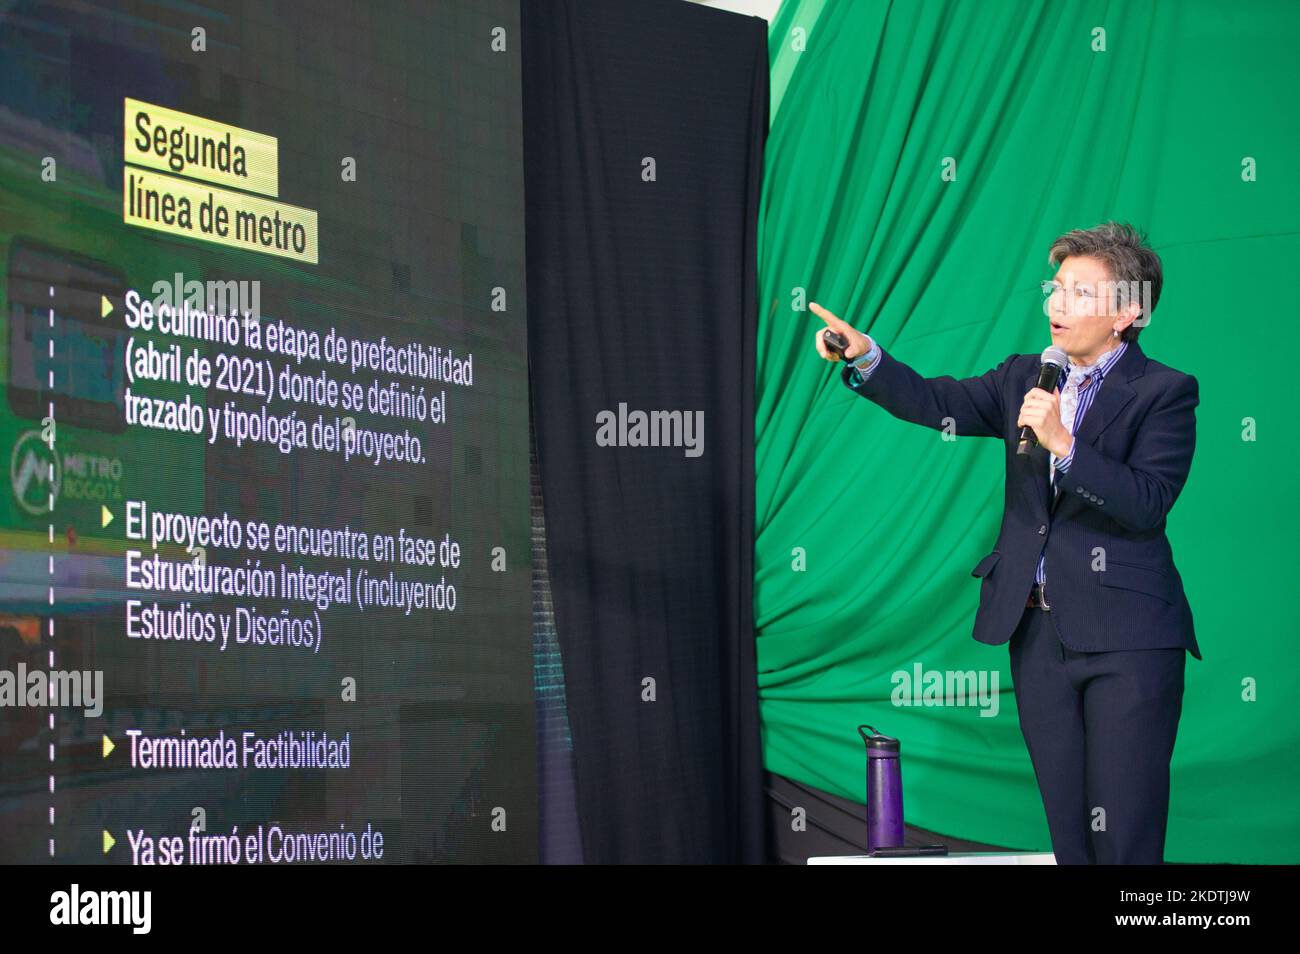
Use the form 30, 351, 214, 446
842, 340, 1201, 659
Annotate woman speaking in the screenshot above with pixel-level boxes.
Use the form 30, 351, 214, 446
810, 221, 1199, 864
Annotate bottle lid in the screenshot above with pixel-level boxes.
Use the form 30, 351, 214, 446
857, 724, 900, 752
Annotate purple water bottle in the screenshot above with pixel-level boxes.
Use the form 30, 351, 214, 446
858, 724, 904, 851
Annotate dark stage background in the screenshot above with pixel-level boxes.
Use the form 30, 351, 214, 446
522, 0, 768, 864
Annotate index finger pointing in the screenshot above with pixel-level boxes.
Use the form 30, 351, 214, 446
809, 301, 848, 330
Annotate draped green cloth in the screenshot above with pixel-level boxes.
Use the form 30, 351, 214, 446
756, 0, 1299, 862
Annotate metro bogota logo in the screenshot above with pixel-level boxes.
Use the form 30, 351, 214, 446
11, 430, 61, 516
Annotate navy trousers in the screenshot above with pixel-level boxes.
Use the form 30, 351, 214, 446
1008, 602, 1186, 864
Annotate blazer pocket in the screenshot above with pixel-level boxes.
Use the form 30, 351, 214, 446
1098, 560, 1176, 604
970, 550, 1001, 578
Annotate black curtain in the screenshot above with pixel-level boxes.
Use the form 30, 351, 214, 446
522, 0, 768, 863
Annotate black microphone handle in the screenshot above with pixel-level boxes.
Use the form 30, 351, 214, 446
1016, 361, 1065, 455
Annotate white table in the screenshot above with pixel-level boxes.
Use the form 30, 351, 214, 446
809, 851, 1056, 865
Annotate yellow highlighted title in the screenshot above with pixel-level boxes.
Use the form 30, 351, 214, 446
124, 97, 279, 196
121, 98, 317, 263
124, 167, 318, 264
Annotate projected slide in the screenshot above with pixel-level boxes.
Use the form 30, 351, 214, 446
0, 0, 535, 863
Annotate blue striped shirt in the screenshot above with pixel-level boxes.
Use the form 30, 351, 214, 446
845, 337, 1129, 589
1036, 339, 1128, 585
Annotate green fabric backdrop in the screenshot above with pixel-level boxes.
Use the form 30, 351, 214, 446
755, 0, 1299, 863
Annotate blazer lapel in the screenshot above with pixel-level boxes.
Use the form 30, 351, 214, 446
1049, 342, 1146, 513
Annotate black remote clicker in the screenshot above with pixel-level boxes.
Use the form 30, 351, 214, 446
822, 329, 850, 361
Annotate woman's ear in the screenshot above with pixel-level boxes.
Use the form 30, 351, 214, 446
1114, 301, 1140, 335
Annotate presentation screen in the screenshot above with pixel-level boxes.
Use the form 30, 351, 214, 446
0, 0, 536, 864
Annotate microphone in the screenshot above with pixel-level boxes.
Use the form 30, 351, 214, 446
1016, 346, 1068, 456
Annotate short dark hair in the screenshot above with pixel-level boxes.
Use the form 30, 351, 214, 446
1048, 221, 1162, 343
